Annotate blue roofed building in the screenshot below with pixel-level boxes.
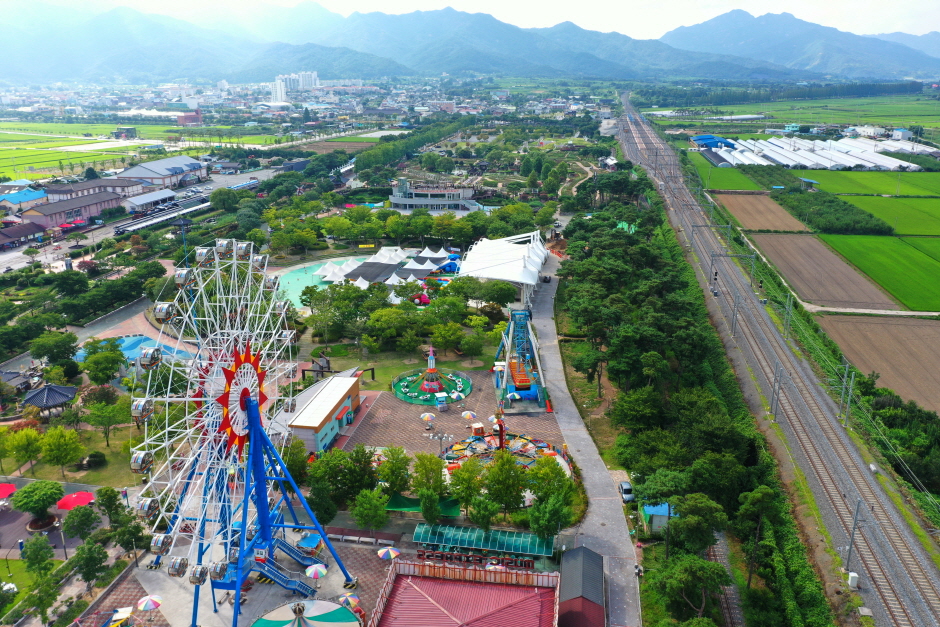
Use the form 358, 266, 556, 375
641, 502, 678, 533
0, 188, 46, 213
689, 134, 736, 150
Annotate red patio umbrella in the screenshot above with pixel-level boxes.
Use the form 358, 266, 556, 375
58, 223, 72, 228
0, 484, 16, 499
57, 491, 94, 510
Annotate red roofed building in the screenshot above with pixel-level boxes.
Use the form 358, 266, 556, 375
370, 562, 558, 627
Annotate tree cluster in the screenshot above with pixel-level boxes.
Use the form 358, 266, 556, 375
559, 194, 832, 626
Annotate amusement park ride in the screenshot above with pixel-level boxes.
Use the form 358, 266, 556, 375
129, 239, 356, 627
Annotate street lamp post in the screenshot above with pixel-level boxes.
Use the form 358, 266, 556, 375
425, 432, 454, 454
55, 521, 68, 560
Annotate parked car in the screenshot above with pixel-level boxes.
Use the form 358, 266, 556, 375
3, 267, 13, 274
619, 481, 634, 503
113, 228, 127, 236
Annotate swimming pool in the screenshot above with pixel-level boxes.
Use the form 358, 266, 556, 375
76, 336, 194, 363
280, 257, 369, 307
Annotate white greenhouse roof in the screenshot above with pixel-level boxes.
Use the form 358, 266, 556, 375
458, 231, 547, 286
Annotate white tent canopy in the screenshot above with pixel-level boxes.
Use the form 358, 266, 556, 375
419, 246, 445, 258
387, 291, 403, 305
385, 274, 404, 286
457, 231, 548, 305
401, 259, 439, 272
322, 269, 348, 283
312, 262, 336, 276
353, 277, 370, 289
379, 246, 408, 262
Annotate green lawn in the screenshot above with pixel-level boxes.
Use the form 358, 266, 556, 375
901, 237, 940, 264
820, 234, 940, 310
0, 558, 62, 617
844, 196, 940, 235
325, 343, 497, 392
805, 171, 940, 196
27, 426, 140, 488
687, 151, 761, 190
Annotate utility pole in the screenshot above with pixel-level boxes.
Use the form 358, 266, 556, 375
838, 362, 850, 416
783, 293, 793, 340
846, 499, 862, 572
844, 371, 856, 428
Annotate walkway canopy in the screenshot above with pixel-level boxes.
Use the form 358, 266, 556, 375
414, 523, 554, 556
386, 494, 461, 517
458, 231, 548, 305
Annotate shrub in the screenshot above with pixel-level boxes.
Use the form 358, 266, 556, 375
87, 527, 113, 546
52, 599, 88, 627
94, 560, 128, 588
86, 451, 107, 468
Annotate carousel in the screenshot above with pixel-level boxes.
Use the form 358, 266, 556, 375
391, 347, 472, 407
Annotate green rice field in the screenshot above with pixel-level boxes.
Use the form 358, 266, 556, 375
901, 237, 940, 264
671, 95, 940, 128
687, 151, 761, 190
0, 148, 124, 179
844, 197, 940, 235
807, 171, 940, 196
820, 234, 940, 310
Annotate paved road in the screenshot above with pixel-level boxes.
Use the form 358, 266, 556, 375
530, 254, 641, 627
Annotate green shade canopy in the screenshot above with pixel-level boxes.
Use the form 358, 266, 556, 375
386, 493, 461, 517
413, 523, 554, 557
251, 601, 359, 627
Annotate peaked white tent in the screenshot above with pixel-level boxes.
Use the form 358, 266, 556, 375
457, 231, 548, 305
387, 292, 403, 305
312, 262, 336, 276
322, 269, 348, 283
418, 246, 445, 258
379, 246, 408, 262
402, 259, 439, 272
353, 277, 370, 289
385, 274, 404, 286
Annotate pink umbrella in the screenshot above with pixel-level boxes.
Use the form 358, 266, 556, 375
0, 484, 16, 499
57, 491, 94, 511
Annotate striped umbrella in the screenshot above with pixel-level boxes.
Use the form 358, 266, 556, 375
485, 564, 506, 571
137, 595, 163, 611
494, 365, 505, 372
450, 392, 466, 401
488, 415, 498, 423
506, 392, 522, 400
461, 411, 477, 420
305, 564, 328, 579
420, 412, 435, 422
377, 547, 401, 560
338, 593, 360, 608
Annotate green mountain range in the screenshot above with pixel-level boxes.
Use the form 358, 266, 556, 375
660, 10, 940, 79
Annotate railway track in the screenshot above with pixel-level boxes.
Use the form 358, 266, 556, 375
617, 97, 940, 626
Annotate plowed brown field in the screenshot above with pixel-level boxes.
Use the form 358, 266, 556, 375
717, 194, 808, 231
818, 315, 940, 413
751, 233, 899, 309
293, 141, 371, 154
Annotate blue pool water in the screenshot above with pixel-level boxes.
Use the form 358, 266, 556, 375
280, 257, 369, 307
76, 336, 194, 362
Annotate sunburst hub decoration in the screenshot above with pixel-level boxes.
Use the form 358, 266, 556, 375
216, 343, 267, 455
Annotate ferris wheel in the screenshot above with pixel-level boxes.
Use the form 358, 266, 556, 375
129, 239, 355, 627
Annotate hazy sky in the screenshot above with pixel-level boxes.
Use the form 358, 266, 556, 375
63, 0, 940, 39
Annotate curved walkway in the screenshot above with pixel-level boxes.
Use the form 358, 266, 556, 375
530, 254, 641, 627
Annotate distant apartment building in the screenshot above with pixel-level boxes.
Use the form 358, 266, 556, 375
276, 74, 300, 91
320, 79, 363, 87
298, 72, 320, 89
271, 80, 288, 104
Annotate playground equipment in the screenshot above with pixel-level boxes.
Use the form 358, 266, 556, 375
130, 239, 356, 627
494, 310, 546, 408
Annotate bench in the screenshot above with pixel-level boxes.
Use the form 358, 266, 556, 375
327, 534, 343, 543
342, 536, 359, 543
358, 537, 377, 545
377, 539, 396, 547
